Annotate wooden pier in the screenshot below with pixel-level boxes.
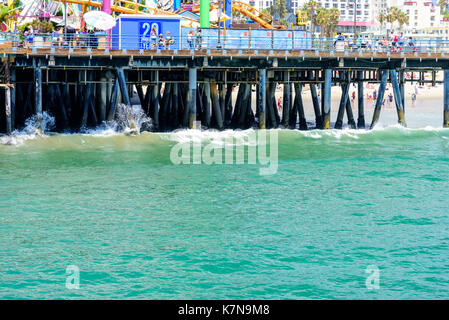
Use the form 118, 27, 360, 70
1, 48, 449, 134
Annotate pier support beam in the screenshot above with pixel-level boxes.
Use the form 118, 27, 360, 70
282, 71, 290, 127
152, 70, 159, 130
188, 68, 197, 129
107, 77, 119, 121
210, 80, 223, 129
335, 73, 349, 130
258, 69, 266, 129
4, 59, 12, 135
322, 69, 332, 129
310, 81, 322, 128
117, 68, 131, 106
370, 70, 389, 129
295, 83, 307, 130
357, 71, 365, 129
346, 95, 356, 129
399, 71, 405, 114
203, 78, 211, 127
99, 72, 108, 122
34, 61, 42, 115
390, 70, 407, 127
444, 70, 449, 128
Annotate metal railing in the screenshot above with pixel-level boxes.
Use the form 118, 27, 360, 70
0, 32, 447, 55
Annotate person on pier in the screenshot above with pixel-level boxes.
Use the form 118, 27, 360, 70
158, 34, 165, 49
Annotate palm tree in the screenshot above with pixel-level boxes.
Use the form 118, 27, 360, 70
326, 8, 340, 37
314, 7, 340, 38
389, 6, 400, 17
302, 0, 319, 35
397, 12, 409, 30
314, 7, 327, 37
378, 12, 386, 29
439, 0, 448, 14
386, 11, 396, 34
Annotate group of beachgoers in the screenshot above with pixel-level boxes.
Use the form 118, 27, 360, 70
274, 80, 419, 113
333, 32, 417, 53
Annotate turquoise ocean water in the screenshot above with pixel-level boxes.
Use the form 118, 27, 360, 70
1, 107, 449, 299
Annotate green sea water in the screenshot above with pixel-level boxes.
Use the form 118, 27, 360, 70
1, 126, 449, 299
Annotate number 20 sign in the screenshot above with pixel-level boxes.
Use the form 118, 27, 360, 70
140, 22, 161, 50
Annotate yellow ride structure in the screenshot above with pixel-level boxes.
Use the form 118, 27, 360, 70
51, 0, 285, 29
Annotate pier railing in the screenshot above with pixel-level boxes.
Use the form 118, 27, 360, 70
0, 32, 446, 55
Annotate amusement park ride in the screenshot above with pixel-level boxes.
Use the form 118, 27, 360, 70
1, 0, 286, 31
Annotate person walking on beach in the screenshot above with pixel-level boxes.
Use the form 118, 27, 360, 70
277, 98, 282, 114
411, 92, 417, 106
388, 93, 393, 108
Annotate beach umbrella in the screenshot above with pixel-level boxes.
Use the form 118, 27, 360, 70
181, 20, 200, 28
83, 11, 116, 31
209, 9, 230, 23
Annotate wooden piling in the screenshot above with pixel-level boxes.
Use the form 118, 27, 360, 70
282, 71, 290, 127
370, 69, 389, 129
390, 70, 407, 127
335, 80, 349, 130
107, 77, 119, 121
203, 78, 211, 128
34, 60, 42, 115
295, 83, 307, 130
188, 68, 197, 129
99, 72, 108, 122
10, 66, 15, 132
357, 71, 365, 129
322, 69, 332, 129
117, 68, 131, 106
444, 70, 449, 128
310, 82, 322, 128
4, 59, 12, 135
210, 80, 224, 129
152, 70, 160, 130
258, 69, 266, 129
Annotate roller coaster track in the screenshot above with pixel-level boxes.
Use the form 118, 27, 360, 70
232, 1, 285, 30
193, 1, 286, 30
52, 0, 197, 23
51, 0, 285, 29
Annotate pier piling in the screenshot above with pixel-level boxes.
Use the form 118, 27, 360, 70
282, 71, 290, 127
322, 69, 332, 129
188, 68, 197, 129
370, 69, 389, 129
258, 69, 266, 129
444, 70, 449, 128
310, 81, 322, 128
295, 83, 308, 130
390, 70, 407, 127
357, 71, 365, 129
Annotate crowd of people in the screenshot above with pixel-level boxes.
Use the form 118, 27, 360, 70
333, 32, 417, 53
23, 25, 99, 49
148, 26, 176, 50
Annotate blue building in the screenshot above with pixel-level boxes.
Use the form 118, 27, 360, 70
111, 15, 182, 50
